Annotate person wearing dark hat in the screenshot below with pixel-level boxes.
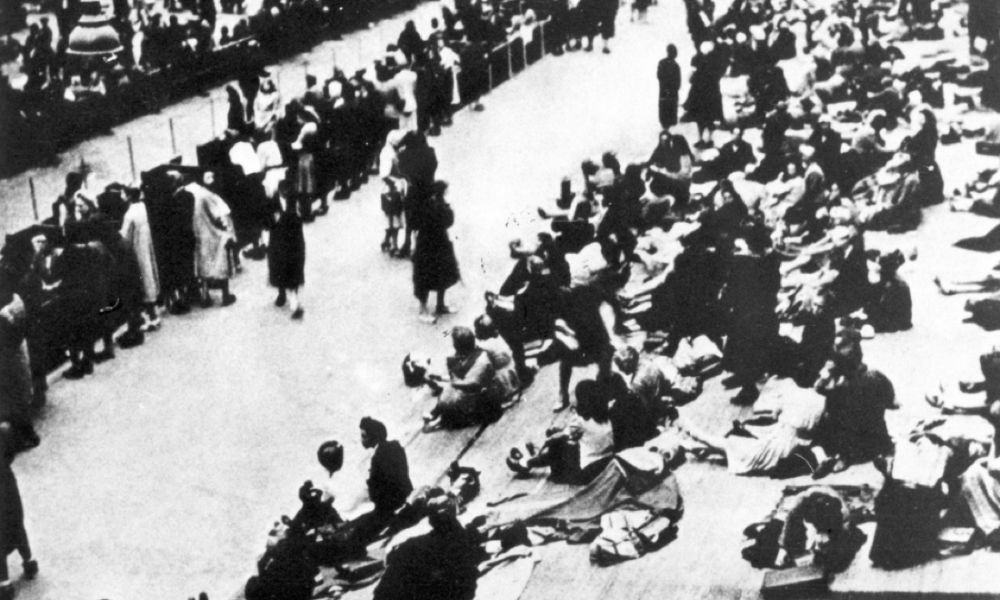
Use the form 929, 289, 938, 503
353, 417, 412, 545
372, 491, 480, 600
656, 44, 681, 130
266, 179, 305, 319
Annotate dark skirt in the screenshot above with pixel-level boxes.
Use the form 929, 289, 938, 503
412, 232, 460, 297
268, 217, 305, 289
0, 462, 27, 557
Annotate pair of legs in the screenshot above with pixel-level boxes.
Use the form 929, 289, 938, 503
417, 288, 450, 324
200, 279, 236, 308
274, 286, 303, 319
555, 346, 613, 411
0, 530, 38, 595
381, 212, 403, 255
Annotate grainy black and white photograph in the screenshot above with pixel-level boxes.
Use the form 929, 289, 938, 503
1, 0, 1000, 598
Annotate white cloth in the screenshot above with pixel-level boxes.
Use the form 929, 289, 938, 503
229, 141, 262, 176
188, 182, 235, 280
119, 202, 161, 303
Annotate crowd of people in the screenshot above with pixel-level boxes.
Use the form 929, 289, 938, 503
6, 0, 1000, 597
240, 0, 1000, 594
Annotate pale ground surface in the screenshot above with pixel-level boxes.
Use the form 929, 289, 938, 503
4, 0, 1000, 599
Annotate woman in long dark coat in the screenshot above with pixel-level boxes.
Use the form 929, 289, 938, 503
1, 425, 37, 597
267, 180, 306, 320
684, 40, 726, 149
411, 181, 460, 324
721, 224, 781, 405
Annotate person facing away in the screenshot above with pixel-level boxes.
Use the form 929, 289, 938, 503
656, 44, 681, 129
372, 494, 480, 600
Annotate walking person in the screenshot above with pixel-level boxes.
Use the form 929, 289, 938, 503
411, 181, 460, 324
186, 174, 237, 308
657, 44, 681, 130
267, 180, 306, 320
0, 424, 38, 600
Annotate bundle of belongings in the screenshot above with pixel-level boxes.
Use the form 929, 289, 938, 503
480, 443, 684, 566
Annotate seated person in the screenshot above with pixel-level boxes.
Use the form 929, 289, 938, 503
694, 126, 756, 182
473, 314, 524, 395
646, 127, 694, 209
863, 249, 911, 332
775, 487, 856, 571
423, 327, 498, 428
812, 328, 896, 475
505, 379, 615, 482
373, 494, 481, 600
959, 454, 1000, 550
349, 417, 413, 546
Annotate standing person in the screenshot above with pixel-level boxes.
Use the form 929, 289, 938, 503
187, 174, 237, 307
119, 187, 160, 330
720, 224, 781, 405
0, 425, 38, 600
352, 417, 413, 545
411, 181, 460, 323
0, 277, 40, 454
657, 44, 681, 130
267, 180, 305, 320
684, 40, 725, 149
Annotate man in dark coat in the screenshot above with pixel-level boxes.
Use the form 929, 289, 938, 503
657, 44, 681, 130
372, 495, 480, 600
350, 417, 413, 546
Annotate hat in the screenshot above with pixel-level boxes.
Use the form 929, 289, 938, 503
317, 440, 344, 474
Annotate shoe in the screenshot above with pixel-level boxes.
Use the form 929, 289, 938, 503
201, 296, 214, 309
435, 304, 454, 316
22, 559, 38, 580
168, 302, 190, 315
222, 294, 237, 307
602, 47, 610, 54
552, 398, 569, 412
720, 374, 743, 389
506, 456, 532, 475
731, 385, 759, 405
291, 308, 304, 320
315, 205, 330, 216
93, 349, 115, 363
275, 293, 287, 307
142, 316, 161, 331
63, 364, 87, 380
82, 360, 93, 375
117, 331, 145, 349
418, 313, 437, 324
396, 247, 411, 258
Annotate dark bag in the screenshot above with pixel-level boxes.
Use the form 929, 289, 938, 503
401, 353, 427, 387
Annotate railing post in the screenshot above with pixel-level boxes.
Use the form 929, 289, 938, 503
522, 31, 528, 67
169, 117, 177, 156
127, 136, 137, 182
29, 178, 39, 221
486, 51, 492, 92
507, 41, 513, 79
209, 97, 217, 137
540, 19, 546, 56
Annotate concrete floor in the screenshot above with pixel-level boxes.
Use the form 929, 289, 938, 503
6, 0, 1000, 599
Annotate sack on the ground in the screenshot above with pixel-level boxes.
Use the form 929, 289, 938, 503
401, 354, 427, 387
